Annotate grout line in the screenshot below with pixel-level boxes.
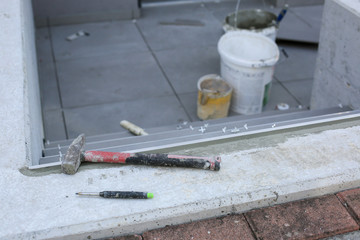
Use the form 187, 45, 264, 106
273, 76, 302, 106
335, 192, 360, 227
288, 8, 313, 28
243, 213, 259, 240
46, 18, 69, 139
133, 21, 194, 122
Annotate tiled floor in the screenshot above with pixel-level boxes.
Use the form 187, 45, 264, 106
36, 0, 322, 141
109, 188, 360, 240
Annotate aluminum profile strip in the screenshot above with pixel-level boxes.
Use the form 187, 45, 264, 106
42, 108, 346, 156
32, 109, 360, 169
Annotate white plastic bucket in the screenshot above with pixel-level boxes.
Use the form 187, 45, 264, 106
218, 31, 279, 115
223, 9, 278, 41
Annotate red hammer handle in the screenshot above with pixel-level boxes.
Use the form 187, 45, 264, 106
84, 151, 221, 171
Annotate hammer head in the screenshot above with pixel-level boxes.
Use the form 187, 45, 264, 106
61, 134, 85, 175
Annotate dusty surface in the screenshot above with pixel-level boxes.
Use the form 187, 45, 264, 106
2, 124, 360, 239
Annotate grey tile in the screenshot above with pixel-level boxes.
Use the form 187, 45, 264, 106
275, 42, 318, 81
178, 92, 199, 121
276, 6, 322, 43
38, 61, 62, 111
36, 27, 53, 63
36, 27, 63, 111
137, 3, 223, 51
57, 51, 174, 108
289, 5, 323, 35
63, 95, 190, 138
263, 81, 300, 111
155, 45, 220, 94
43, 109, 67, 141
51, 20, 148, 61
282, 78, 313, 108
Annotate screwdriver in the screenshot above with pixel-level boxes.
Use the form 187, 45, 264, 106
76, 191, 154, 199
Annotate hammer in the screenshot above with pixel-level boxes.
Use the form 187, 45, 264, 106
61, 134, 221, 175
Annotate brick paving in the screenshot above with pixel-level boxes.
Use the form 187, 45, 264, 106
108, 188, 360, 240
245, 195, 358, 240
142, 214, 255, 240
337, 189, 360, 224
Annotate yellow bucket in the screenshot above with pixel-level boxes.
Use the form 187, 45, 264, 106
197, 74, 233, 120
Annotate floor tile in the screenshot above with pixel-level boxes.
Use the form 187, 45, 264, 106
107, 235, 142, 240
275, 42, 318, 81
155, 45, 220, 94
142, 214, 255, 240
36, 27, 53, 63
63, 95, 190, 138
263, 81, 300, 111
245, 195, 359, 240
287, 5, 324, 43
276, 7, 321, 44
36, 28, 62, 110
137, 3, 223, 51
282, 78, 313, 108
56, 52, 173, 108
337, 188, 360, 223
43, 109, 67, 141
178, 92, 199, 121
51, 21, 148, 61
38, 61, 62, 111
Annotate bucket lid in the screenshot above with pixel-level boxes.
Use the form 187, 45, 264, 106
217, 31, 279, 68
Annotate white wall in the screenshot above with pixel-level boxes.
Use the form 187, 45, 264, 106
0, 0, 43, 168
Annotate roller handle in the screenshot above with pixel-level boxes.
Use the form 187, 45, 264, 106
84, 151, 221, 171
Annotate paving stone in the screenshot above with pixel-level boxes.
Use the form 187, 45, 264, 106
245, 195, 359, 240
107, 235, 142, 240
337, 188, 360, 223
143, 214, 255, 240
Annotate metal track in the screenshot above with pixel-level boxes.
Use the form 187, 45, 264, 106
31, 108, 359, 169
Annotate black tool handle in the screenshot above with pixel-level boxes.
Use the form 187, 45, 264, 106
126, 153, 221, 171
100, 191, 149, 199
84, 151, 221, 171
